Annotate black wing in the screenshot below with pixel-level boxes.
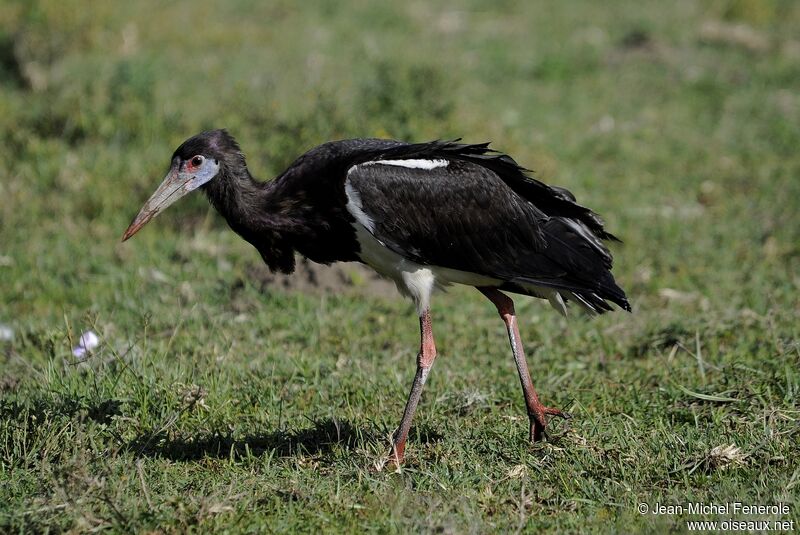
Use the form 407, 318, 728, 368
345, 146, 630, 313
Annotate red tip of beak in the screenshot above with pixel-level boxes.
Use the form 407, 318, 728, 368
121, 228, 136, 242
121, 212, 153, 242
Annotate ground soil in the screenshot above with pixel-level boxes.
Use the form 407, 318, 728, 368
246, 257, 399, 298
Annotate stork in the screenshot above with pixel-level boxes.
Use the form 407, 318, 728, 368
123, 130, 630, 464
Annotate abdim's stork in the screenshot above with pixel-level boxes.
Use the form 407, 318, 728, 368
123, 130, 630, 464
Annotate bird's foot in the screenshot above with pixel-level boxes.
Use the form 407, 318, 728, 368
529, 405, 571, 442
381, 439, 406, 471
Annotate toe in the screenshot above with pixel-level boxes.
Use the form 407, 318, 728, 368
543, 407, 571, 419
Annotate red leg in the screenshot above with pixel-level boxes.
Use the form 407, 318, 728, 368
479, 288, 569, 441
390, 309, 437, 465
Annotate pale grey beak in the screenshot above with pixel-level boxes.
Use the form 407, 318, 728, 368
122, 163, 191, 241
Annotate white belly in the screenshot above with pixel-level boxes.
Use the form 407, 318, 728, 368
352, 222, 500, 314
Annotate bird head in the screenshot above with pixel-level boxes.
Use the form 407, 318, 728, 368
122, 129, 240, 241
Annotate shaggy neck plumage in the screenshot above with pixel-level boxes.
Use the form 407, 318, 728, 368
201, 155, 301, 273
202, 154, 287, 234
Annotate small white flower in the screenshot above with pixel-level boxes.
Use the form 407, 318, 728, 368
0, 324, 13, 341
73, 330, 99, 358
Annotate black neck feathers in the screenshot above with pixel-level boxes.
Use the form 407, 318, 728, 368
200, 146, 360, 274
202, 153, 299, 273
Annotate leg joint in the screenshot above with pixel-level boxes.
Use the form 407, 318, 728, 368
479, 287, 516, 317
417, 349, 437, 369
495, 299, 515, 318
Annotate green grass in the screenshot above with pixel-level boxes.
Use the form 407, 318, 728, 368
2, 0, 799, 532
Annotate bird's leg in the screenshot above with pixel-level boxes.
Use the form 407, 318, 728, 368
390, 308, 437, 465
478, 288, 569, 442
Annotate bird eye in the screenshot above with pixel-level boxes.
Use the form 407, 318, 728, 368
190, 155, 204, 168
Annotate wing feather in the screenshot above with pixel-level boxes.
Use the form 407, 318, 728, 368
346, 156, 630, 312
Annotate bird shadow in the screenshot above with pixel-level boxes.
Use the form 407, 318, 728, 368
0, 395, 123, 426
125, 418, 446, 463
125, 418, 375, 462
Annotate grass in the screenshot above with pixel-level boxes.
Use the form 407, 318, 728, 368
1, 0, 799, 532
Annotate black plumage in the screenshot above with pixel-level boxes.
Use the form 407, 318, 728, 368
346, 152, 629, 313
123, 129, 630, 464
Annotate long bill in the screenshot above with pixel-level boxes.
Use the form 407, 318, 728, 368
122, 163, 192, 241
